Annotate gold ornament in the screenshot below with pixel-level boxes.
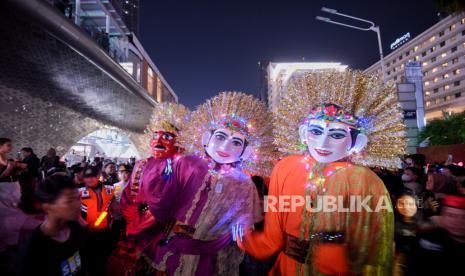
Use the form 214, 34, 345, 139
145, 102, 191, 147
180, 92, 276, 175
274, 69, 407, 168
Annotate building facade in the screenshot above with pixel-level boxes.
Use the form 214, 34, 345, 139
365, 14, 465, 121
46, 0, 177, 103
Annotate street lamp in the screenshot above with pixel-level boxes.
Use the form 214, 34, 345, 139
316, 7, 386, 83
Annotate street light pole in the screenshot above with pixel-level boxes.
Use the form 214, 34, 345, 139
316, 7, 386, 83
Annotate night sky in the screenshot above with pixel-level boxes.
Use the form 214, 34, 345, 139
139, 0, 439, 109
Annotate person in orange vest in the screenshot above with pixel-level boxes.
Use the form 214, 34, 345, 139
79, 166, 115, 276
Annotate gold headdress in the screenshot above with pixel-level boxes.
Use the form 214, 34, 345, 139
274, 69, 406, 168
180, 92, 276, 175
145, 102, 190, 147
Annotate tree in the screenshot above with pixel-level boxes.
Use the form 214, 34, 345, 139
419, 111, 465, 146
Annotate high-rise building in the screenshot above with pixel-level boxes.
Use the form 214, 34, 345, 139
365, 14, 465, 121
120, 0, 140, 36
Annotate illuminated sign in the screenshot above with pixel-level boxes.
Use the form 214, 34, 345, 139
390, 32, 411, 50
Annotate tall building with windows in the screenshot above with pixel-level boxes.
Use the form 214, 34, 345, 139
120, 0, 140, 36
365, 14, 465, 121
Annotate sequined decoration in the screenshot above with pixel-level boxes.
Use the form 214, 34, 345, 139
144, 102, 191, 148
130, 159, 147, 203
274, 69, 407, 169
180, 91, 277, 176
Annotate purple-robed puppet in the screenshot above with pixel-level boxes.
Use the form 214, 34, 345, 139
142, 92, 274, 276
106, 103, 190, 276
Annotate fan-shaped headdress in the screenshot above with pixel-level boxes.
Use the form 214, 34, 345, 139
145, 102, 190, 147
180, 92, 276, 175
274, 69, 406, 168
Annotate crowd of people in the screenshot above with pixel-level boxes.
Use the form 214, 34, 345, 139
1, 71, 465, 276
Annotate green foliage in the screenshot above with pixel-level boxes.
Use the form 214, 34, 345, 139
419, 111, 465, 145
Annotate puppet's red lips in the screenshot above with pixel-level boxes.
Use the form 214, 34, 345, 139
153, 145, 167, 151
216, 151, 230, 157
315, 148, 332, 156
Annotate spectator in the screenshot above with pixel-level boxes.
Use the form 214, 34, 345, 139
79, 166, 115, 275
404, 154, 427, 185
17, 175, 86, 276
19, 147, 40, 178
113, 164, 131, 203
402, 167, 424, 197
393, 192, 420, 276
40, 148, 60, 173
0, 182, 41, 274
0, 138, 28, 180
0, 138, 17, 182
101, 162, 118, 186
426, 172, 458, 199
72, 166, 85, 188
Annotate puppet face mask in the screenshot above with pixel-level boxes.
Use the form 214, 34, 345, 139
150, 130, 177, 158
299, 119, 368, 163
202, 128, 252, 164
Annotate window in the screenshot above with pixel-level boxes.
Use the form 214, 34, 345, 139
435, 98, 441, 104
431, 46, 436, 52
401, 64, 405, 69
424, 71, 428, 76
452, 46, 457, 53
445, 96, 450, 101
453, 68, 461, 75
434, 77, 439, 83
442, 62, 448, 68
431, 56, 437, 62
387, 70, 391, 75
423, 61, 428, 66
445, 85, 450, 90
440, 41, 445, 47
425, 91, 431, 96
462, 30, 465, 36
452, 57, 459, 64
425, 81, 430, 86
451, 35, 457, 42
450, 24, 456, 31
462, 18, 465, 24
394, 76, 398, 81
432, 67, 438, 73
398, 55, 402, 61
387, 62, 390, 67
441, 53, 447, 58
443, 73, 449, 79
454, 80, 460, 86
439, 30, 445, 37
426, 101, 431, 107
430, 36, 436, 42
456, 92, 462, 98
414, 46, 419, 51
422, 51, 427, 57
415, 55, 420, 61
434, 88, 439, 93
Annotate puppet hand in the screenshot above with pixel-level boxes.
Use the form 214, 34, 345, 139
313, 243, 349, 274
